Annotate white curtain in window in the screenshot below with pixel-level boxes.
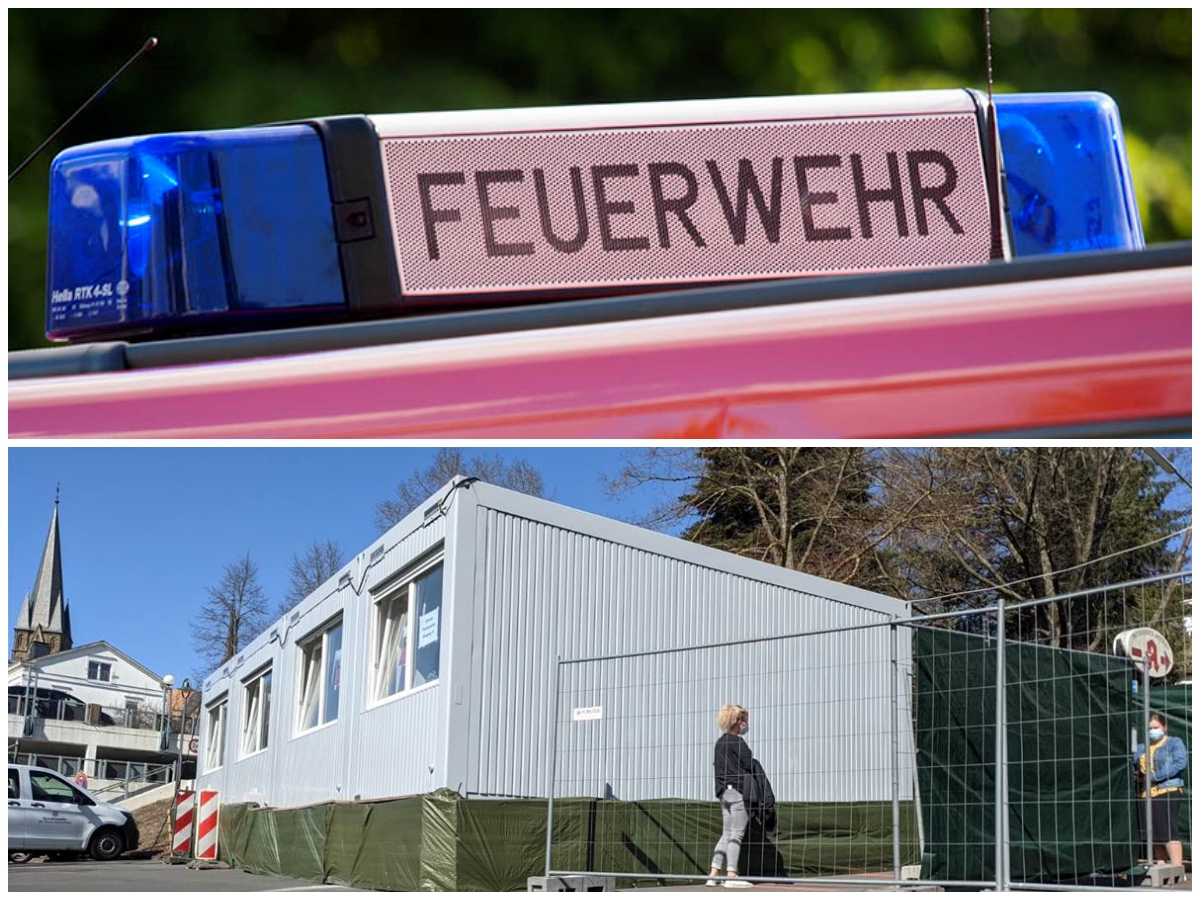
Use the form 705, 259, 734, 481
242, 681, 261, 756
206, 705, 225, 770
374, 597, 398, 699
323, 624, 342, 724
373, 594, 411, 700
298, 643, 322, 730
393, 611, 409, 695
259, 671, 271, 750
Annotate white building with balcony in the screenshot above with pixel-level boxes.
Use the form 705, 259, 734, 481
8, 499, 197, 793
7, 641, 184, 778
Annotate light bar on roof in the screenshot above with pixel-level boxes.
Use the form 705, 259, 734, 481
43, 89, 1141, 342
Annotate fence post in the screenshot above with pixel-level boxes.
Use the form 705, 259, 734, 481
544, 656, 562, 878
890, 621, 901, 881
993, 594, 1009, 890
1142, 658, 1152, 865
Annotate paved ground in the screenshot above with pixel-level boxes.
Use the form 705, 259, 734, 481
7, 858, 354, 892
11, 859, 1188, 892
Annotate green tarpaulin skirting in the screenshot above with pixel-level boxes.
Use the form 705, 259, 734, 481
219, 792, 918, 891
916, 628, 1191, 884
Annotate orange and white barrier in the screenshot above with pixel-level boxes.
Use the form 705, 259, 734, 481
172, 790, 195, 856
195, 790, 219, 860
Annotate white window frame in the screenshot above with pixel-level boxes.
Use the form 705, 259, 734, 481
240, 667, 272, 758
87, 661, 112, 682
295, 617, 343, 736
204, 696, 228, 773
368, 556, 444, 707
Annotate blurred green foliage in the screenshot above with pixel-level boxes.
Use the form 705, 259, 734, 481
7, 9, 1191, 349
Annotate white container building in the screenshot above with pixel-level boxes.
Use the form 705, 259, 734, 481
198, 479, 913, 810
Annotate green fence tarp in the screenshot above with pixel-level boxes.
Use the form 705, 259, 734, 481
916, 628, 1191, 884
327, 798, 422, 890
550, 798, 918, 879
323, 801, 369, 887
219, 791, 917, 890
453, 795, 549, 891
220, 801, 282, 876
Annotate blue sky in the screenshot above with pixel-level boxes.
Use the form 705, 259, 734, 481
9, 448, 674, 683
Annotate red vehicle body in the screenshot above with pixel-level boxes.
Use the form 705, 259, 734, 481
8, 245, 1191, 438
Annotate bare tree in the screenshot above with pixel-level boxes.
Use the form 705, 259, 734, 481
606, 447, 1189, 650
881, 447, 1188, 647
375, 448, 547, 531
190, 553, 273, 679
604, 447, 919, 591
600, 447, 704, 531
279, 539, 345, 617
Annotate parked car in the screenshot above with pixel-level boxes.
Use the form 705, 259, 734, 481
7, 765, 138, 861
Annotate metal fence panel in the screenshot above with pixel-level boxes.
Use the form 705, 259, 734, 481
547, 571, 1191, 891
549, 621, 919, 884
1003, 573, 1192, 889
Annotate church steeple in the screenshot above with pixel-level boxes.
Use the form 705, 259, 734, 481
12, 497, 73, 662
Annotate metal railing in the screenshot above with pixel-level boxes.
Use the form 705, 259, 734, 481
8, 751, 178, 802
545, 571, 1191, 892
8, 751, 84, 777
91, 761, 179, 804
8, 696, 198, 735
8, 696, 88, 723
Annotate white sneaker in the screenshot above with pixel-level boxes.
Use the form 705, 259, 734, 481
723, 879, 753, 889
705, 880, 719, 887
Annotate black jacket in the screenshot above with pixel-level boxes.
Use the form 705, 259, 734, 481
713, 732, 754, 798
742, 759, 778, 832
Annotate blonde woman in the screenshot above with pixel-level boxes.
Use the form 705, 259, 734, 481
707, 704, 754, 888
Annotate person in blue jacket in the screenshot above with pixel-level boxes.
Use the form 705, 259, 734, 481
1132, 711, 1187, 868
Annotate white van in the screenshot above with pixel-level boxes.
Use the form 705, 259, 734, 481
8, 765, 139, 861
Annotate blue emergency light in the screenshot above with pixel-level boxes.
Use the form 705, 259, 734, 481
44, 90, 1144, 342
994, 92, 1142, 257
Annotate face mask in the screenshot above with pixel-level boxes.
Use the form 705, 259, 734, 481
741, 723, 749, 735
1149, 728, 1164, 741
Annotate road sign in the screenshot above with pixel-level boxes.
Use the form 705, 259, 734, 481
1113, 627, 1174, 678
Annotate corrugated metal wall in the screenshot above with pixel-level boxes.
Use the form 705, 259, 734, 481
463, 491, 912, 803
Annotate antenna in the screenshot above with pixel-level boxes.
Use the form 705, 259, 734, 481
985, 8, 995, 103
983, 9, 1006, 261
8, 36, 158, 184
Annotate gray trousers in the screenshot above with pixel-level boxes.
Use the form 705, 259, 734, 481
710, 786, 749, 872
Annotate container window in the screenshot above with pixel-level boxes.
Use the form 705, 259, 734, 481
372, 591, 410, 700
240, 669, 272, 756
371, 560, 444, 701
204, 699, 227, 772
297, 619, 342, 733
413, 565, 444, 688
